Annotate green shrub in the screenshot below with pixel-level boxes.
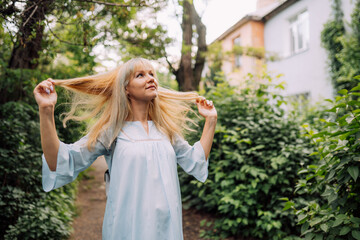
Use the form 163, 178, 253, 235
286, 77, 360, 240
0, 101, 79, 239
180, 72, 315, 239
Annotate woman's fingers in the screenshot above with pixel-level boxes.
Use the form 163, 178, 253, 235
43, 79, 55, 94
196, 96, 206, 103
35, 79, 55, 95
47, 78, 55, 84
196, 97, 214, 108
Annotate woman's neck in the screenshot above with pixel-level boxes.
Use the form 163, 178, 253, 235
128, 100, 150, 123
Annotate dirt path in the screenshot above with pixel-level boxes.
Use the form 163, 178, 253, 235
69, 157, 218, 240
69, 157, 107, 240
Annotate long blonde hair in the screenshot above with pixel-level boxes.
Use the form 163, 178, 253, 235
54, 58, 199, 150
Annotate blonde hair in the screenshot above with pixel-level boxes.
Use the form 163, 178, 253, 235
54, 58, 199, 150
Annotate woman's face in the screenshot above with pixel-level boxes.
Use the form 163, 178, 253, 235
126, 66, 158, 103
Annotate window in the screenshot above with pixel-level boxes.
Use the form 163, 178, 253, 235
233, 36, 241, 68
289, 10, 309, 54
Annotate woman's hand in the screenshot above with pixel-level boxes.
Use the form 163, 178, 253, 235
197, 96, 217, 160
34, 78, 60, 171
33, 78, 57, 109
196, 96, 217, 119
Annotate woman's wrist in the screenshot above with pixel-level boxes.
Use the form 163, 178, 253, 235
205, 115, 217, 120
39, 105, 55, 115
205, 115, 217, 123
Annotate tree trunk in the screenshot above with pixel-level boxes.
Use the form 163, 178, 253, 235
175, 0, 207, 91
8, 0, 55, 69
176, 0, 194, 91
191, 3, 207, 90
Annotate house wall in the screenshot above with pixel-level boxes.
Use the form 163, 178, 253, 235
220, 21, 264, 86
264, 0, 354, 102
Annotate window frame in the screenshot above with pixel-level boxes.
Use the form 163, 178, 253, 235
233, 36, 242, 68
289, 10, 310, 55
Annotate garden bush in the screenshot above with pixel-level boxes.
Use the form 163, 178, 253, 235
0, 68, 86, 239
286, 77, 360, 240
0, 101, 81, 239
179, 72, 315, 239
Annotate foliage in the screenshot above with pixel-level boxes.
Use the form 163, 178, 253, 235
1, 0, 169, 61
0, 101, 78, 239
232, 45, 265, 59
179, 72, 315, 239
285, 76, 360, 240
321, 0, 360, 92
205, 42, 224, 87
321, 0, 345, 91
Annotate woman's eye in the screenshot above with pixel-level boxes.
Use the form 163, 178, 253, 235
149, 73, 154, 77
136, 73, 143, 78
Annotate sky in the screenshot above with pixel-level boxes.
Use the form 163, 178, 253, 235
95, 0, 257, 71
157, 0, 257, 57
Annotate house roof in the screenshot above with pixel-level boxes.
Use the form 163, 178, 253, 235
213, 0, 298, 43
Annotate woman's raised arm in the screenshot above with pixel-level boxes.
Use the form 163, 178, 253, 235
196, 97, 217, 160
33, 78, 59, 171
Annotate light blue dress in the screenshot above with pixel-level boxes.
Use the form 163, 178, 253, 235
42, 121, 209, 240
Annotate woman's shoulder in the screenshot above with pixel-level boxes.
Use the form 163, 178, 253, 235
97, 125, 118, 149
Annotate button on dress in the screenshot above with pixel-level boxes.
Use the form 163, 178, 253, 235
42, 121, 209, 240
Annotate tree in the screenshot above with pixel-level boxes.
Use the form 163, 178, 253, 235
167, 0, 207, 91
0, 0, 170, 102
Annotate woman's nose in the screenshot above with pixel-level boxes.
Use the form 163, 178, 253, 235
147, 74, 155, 83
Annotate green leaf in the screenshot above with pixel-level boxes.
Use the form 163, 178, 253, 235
298, 214, 308, 222
354, 75, 360, 80
348, 166, 359, 181
310, 218, 322, 227
305, 233, 315, 240
352, 230, 360, 240
283, 201, 295, 211
340, 226, 351, 235
314, 234, 323, 240
327, 170, 336, 180
332, 218, 343, 227
351, 217, 360, 224
351, 85, 360, 91
301, 222, 309, 235
338, 89, 348, 95
320, 223, 329, 233
279, 197, 289, 201
324, 99, 333, 103
327, 193, 337, 204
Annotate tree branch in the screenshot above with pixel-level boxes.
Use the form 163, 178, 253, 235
45, 20, 86, 46
23, 5, 38, 27
164, 53, 177, 75
20, 3, 37, 17
72, 0, 149, 7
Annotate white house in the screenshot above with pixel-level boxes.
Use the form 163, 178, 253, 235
213, 0, 354, 102
264, 0, 354, 102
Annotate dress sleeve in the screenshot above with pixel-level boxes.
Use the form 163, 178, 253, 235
172, 136, 209, 183
42, 134, 109, 192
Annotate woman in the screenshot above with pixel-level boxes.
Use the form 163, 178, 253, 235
33, 58, 217, 240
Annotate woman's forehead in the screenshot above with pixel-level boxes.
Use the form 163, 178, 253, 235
133, 61, 154, 72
